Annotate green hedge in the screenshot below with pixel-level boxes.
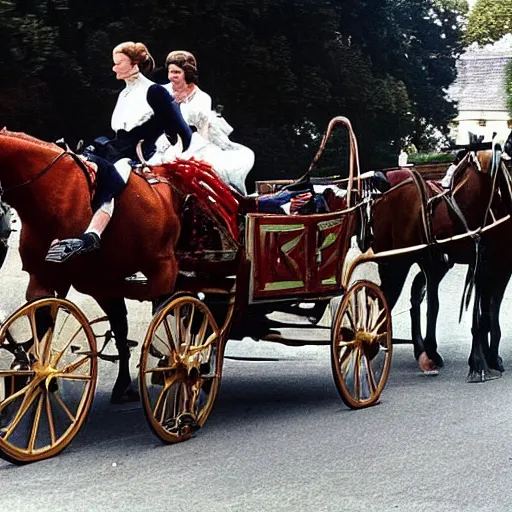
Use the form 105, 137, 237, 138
408, 153, 455, 165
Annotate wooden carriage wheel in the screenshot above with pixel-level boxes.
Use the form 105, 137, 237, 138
331, 280, 392, 409
139, 295, 226, 444
0, 298, 97, 463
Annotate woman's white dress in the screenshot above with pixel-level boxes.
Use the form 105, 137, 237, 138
150, 85, 254, 194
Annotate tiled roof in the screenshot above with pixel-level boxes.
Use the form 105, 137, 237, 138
449, 36, 512, 112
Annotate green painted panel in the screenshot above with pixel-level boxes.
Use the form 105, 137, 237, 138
264, 281, 305, 291
260, 224, 304, 233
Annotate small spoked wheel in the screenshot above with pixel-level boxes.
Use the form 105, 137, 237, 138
331, 280, 392, 409
0, 298, 97, 463
139, 295, 224, 444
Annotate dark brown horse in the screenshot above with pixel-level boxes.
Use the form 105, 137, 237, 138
0, 129, 180, 403
370, 149, 511, 380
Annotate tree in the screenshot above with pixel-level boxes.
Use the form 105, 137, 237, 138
466, 0, 512, 45
0, 0, 467, 182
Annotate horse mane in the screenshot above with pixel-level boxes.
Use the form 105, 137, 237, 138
0, 128, 59, 151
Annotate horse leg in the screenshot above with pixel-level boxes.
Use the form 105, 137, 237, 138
420, 260, 449, 370
486, 268, 510, 373
409, 270, 426, 360
379, 260, 412, 311
467, 273, 500, 382
96, 298, 138, 403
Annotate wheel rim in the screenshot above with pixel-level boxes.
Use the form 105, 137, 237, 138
0, 298, 97, 463
331, 280, 392, 409
140, 296, 223, 443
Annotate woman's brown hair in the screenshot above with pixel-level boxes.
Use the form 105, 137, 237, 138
113, 41, 155, 74
165, 50, 198, 84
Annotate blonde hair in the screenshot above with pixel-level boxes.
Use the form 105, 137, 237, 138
113, 41, 155, 74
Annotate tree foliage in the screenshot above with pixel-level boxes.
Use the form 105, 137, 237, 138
466, 0, 512, 46
0, 0, 467, 183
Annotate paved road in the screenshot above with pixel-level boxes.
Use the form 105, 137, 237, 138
2, 215, 512, 512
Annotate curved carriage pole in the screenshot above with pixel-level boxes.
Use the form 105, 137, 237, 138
298, 116, 362, 207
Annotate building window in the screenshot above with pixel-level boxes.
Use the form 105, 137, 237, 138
478, 120, 486, 127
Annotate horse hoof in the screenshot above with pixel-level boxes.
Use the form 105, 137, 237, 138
489, 357, 505, 373
418, 352, 438, 374
466, 369, 502, 383
110, 387, 140, 404
431, 352, 444, 368
485, 368, 502, 381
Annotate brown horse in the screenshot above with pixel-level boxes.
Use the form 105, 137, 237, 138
370, 149, 511, 381
0, 129, 180, 402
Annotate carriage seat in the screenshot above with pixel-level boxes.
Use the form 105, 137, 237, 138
247, 183, 346, 215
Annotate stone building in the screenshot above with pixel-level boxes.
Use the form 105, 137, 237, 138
449, 35, 512, 144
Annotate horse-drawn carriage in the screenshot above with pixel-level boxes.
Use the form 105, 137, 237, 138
0, 116, 510, 464
0, 117, 396, 463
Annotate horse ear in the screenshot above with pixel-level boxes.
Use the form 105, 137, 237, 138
0, 127, 6, 133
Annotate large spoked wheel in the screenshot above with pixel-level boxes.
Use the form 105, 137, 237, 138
139, 295, 224, 444
0, 298, 97, 464
331, 280, 392, 409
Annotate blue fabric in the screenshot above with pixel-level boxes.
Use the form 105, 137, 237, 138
90, 84, 193, 163
84, 84, 194, 208
147, 84, 192, 150
84, 153, 127, 212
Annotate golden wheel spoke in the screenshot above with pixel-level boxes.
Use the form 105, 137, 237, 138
164, 316, 179, 353
53, 323, 88, 367
60, 356, 90, 375
337, 339, 358, 349
188, 332, 218, 356
145, 365, 177, 375
339, 346, 354, 373
348, 298, 357, 331
2, 387, 42, 441
45, 393, 56, 445
371, 310, 387, 335
345, 308, 357, 332
28, 310, 42, 361
375, 331, 389, 344
41, 303, 59, 365
54, 373, 92, 382
0, 370, 35, 377
194, 316, 209, 349
183, 304, 196, 350
0, 380, 35, 412
152, 374, 180, 418
364, 353, 378, 395
154, 332, 172, 355
53, 392, 75, 423
357, 289, 367, 330
189, 382, 201, 414
28, 392, 44, 452
354, 347, 362, 399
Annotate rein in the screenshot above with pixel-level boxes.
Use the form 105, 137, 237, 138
0, 151, 67, 197
0, 149, 95, 198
